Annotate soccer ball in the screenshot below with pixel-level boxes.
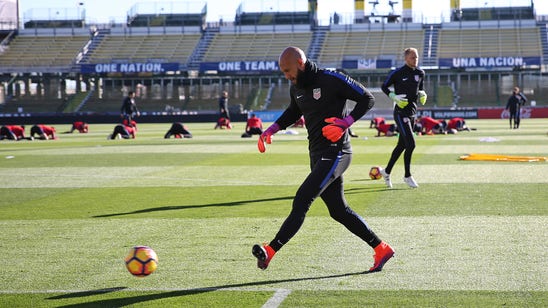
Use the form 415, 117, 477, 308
369, 166, 382, 180
124, 246, 158, 277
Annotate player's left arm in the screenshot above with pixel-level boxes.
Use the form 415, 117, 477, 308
519, 92, 527, 104
340, 76, 375, 121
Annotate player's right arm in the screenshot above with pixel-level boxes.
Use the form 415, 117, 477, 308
258, 93, 301, 153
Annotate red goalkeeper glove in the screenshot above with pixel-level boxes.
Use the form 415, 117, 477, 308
322, 115, 354, 142
258, 123, 280, 153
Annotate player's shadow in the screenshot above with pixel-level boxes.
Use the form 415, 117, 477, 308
344, 186, 393, 193
48, 287, 127, 299
93, 196, 294, 218
51, 270, 378, 307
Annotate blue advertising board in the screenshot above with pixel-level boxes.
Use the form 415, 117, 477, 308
81, 62, 180, 73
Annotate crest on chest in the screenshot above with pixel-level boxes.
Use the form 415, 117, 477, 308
313, 88, 321, 100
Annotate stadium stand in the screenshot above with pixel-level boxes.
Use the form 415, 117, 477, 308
235, 11, 311, 26
318, 23, 424, 68
202, 30, 312, 62
0, 32, 89, 72
438, 20, 541, 59
127, 13, 206, 28
87, 32, 201, 64
459, 6, 534, 21
1, 2, 547, 115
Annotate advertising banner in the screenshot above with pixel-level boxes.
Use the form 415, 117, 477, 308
438, 56, 541, 68
200, 61, 279, 73
81, 62, 179, 74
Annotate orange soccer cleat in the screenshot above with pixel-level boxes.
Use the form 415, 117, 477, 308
252, 244, 276, 270
369, 241, 394, 272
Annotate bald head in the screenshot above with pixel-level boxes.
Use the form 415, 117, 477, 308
279, 46, 306, 64
279, 46, 307, 85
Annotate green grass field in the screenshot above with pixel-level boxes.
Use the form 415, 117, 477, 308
0, 118, 546, 307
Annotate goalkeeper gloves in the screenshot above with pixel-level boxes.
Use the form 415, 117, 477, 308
418, 90, 427, 105
322, 115, 354, 142
389, 92, 409, 109
257, 123, 280, 153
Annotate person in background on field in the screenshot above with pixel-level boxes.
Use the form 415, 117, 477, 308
109, 123, 136, 139
380, 47, 426, 188
242, 113, 263, 138
122, 119, 137, 129
67, 121, 89, 133
252, 46, 394, 273
120, 91, 140, 124
219, 90, 230, 121
164, 122, 192, 138
370, 117, 385, 128
30, 124, 57, 140
291, 115, 306, 128
376, 122, 398, 137
418, 116, 445, 135
0, 125, 29, 140
214, 116, 232, 129
505, 86, 527, 129
446, 117, 471, 134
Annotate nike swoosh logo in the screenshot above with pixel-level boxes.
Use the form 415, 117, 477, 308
296, 95, 304, 99
321, 157, 332, 161
402, 78, 408, 81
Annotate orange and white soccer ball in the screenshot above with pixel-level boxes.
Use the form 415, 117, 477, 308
369, 166, 382, 180
124, 246, 158, 277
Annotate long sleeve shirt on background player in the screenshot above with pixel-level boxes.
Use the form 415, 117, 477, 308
381, 64, 425, 117
246, 117, 263, 130
447, 117, 464, 130
7, 125, 25, 138
274, 61, 375, 153
121, 96, 139, 115
38, 125, 56, 136
418, 116, 442, 133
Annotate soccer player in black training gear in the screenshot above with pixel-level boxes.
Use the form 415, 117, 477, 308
380, 47, 426, 188
253, 46, 394, 272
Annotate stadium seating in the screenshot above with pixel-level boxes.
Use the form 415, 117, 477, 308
438, 24, 541, 58
318, 27, 424, 68
0, 34, 89, 70
202, 31, 312, 62
87, 33, 201, 64
0, 14, 545, 113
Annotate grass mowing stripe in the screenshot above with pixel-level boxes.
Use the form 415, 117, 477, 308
0, 216, 545, 292
1, 163, 547, 189
0, 290, 545, 307
0, 183, 545, 219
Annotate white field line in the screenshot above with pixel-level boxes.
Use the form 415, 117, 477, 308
262, 288, 292, 308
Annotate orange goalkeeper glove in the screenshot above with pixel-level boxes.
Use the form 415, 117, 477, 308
322, 115, 354, 142
258, 123, 280, 153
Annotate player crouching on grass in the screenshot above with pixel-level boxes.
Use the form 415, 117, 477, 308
0, 125, 32, 141
30, 124, 57, 140
252, 46, 394, 273
164, 122, 192, 139
108, 123, 136, 139
64, 121, 89, 134
445, 117, 472, 134
241, 113, 263, 138
417, 116, 446, 135
376, 122, 398, 137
